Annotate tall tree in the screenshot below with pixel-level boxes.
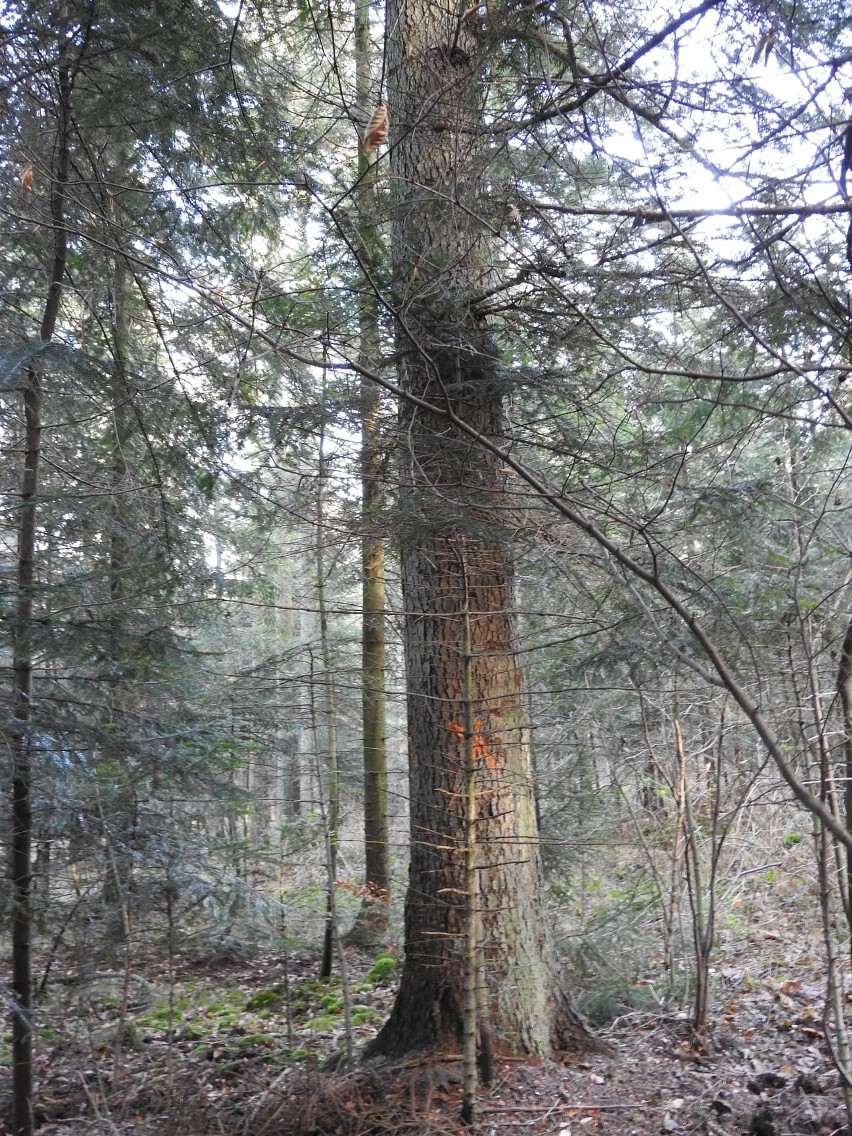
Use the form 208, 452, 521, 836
353, 0, 392, 945
370, 0, 601, 1058
8, 12, 71, 1130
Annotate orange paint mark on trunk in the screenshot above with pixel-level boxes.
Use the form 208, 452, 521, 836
448, 718, 501, 772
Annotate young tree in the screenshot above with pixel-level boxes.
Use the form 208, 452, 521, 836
353, 0, 391, 943
1, 5, 293, 1128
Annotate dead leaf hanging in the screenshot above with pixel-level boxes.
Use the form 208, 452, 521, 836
21, 164, 33, 193
751, 28, 775, 66
363, 103, 389, 157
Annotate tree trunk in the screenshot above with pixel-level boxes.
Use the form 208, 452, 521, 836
11, 361, 40, 1136
837, 616, 852, 962
10, 25, 71, 1133
374, 538, 600, 1055
315, 437, 340, 979
353, 0, 390, 944
100, 251, 137, 943
371, 0, 602, 1060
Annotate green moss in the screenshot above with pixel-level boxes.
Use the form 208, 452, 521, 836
239, 1031, 277, 1046
350, 1006, 381, 1026
210, 1008, 243, 1026
366, 955, 398, 985
152, 999, 190, 1023
179, 1021, 208, 1040
245, 986, 288, 1011
282, 1046, 312, 1061
306, 1011, 342, 1031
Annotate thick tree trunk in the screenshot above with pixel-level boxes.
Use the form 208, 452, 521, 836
374, 538, 599, 1056
371, 0, 602, 1059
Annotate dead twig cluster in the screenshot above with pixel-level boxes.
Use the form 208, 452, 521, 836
235, 1061, 466, 1136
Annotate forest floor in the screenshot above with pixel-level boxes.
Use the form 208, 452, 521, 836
1, 911, 848, 1136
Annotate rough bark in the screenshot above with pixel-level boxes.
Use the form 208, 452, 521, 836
10, 29, 71, 1133
373, 537, 600, 1056
371, 0, 602, 1059
11, 363, 40, 1136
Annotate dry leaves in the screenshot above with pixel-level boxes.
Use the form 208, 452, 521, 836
363, 104, 389, 156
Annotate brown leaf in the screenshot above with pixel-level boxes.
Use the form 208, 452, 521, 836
22, 163, 33, 193
763, 28, 776, 65
363, 103, 389, 156
750, 28, 775, 66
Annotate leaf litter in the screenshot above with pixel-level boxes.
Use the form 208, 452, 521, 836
1, 919, 849, 1136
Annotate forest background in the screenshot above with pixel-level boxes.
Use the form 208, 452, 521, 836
3, 0, 852, 1133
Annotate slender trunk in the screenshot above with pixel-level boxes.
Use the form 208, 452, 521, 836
816, 762, 852, 1119
817, 821, 852, 1121
315, 437, 340, 979
11, 364, 41, 1136
679, 728, 707, 1029
667, 713, 687, 1004
837, 617, 852, 963
102, 251, 136, 941
459, 544, 481, 1124
308, 647, 352, 1058
10, 32, 71, 1136
104, 251, 135, 1073
353, 0, 390, 942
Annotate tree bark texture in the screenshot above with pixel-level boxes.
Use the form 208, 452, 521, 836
11, 29, 71, 1134
371, 0, 601, 1059
11, 369, 40, 1136
356, 0, 391, 937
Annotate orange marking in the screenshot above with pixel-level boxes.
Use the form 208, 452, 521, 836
448, 718, 501, 772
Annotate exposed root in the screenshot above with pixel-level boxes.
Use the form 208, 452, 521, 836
236, 1060, 466, 1136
